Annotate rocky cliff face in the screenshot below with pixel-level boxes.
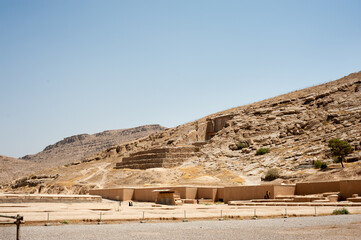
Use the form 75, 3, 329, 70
4, 71, 361, 194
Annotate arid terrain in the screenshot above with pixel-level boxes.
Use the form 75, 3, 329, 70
0, 155, 38, 185
0, 125, 165, 184
1, 71, 361, 194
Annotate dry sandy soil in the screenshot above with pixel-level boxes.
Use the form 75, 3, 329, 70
1, 200, 361, 224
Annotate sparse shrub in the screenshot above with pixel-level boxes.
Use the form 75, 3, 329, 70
332, 208, 350, 215
237, 142, 249, 150
61, 220, 69, 224
264, 168, 280, 181
333, 156, 340, 163
195, 147, 201, 152
321, 120, 330, 125
328, 139, 352, 168
314, 160, 327, 169
256, 148, 270, 155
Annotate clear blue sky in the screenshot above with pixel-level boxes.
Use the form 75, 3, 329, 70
1, 0, 360, 158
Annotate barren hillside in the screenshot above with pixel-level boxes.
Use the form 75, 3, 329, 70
4, 71, 361, 194
0, 125, 165, 184
0, 155, 37, 184
20, 124, 166, 168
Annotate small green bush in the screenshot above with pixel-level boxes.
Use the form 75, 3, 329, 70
256, 148, 270, 155
332, 208, 350, 215
237, 142, 249, 150
264, 168, 280, 181
314, 160, 327, 169
61, 220, 69, 224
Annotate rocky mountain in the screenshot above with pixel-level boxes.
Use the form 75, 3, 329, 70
20, 124, 166, 168
4, 71, 361, 194
0, 125, 165, 184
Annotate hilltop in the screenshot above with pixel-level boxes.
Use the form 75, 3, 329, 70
0, 125, 165, 184
3, 71, 361, 194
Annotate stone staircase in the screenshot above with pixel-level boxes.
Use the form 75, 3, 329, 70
115, 146, 198, 170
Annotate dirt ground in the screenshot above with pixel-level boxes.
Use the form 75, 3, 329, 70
1, 199, 361, 225
1, 215, 361, 240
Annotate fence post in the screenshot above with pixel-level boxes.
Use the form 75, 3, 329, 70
45, 213, 51, 226
219, 210, 224, 221
183, 210, 188, 222
284, 208, 288, 218
15, 214, 23, 240
253, 209, 257, 220
0, 214, 23, 240
97, 212, 103, 225
140, 211, 146, 223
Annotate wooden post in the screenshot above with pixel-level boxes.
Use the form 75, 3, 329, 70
0, 214, 23, 239
15, 214, 23, 240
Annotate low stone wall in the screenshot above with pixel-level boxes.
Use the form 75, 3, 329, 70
86, 180, 360, 204
0, 194, 102, 203
295, 181, 340, 195
133, 188, 160, 202
274, 185, 296, 196
339, 179, 361, 199
89, 188, 134, 201
90, 187, 198, 202
216, 187, 224, 201
171, 187, 198, 199
224, 185, 296, 203
197, 187, 218, 201
224, 185, 274, 203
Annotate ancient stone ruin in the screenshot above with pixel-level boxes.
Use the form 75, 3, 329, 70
115, 146, 199, 169
205, 114, 234, 140
113, 114, 236, 170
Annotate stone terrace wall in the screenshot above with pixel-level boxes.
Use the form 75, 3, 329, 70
115, 146, 198, 170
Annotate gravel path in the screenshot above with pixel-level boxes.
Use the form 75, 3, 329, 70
1, 214, 361, 240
